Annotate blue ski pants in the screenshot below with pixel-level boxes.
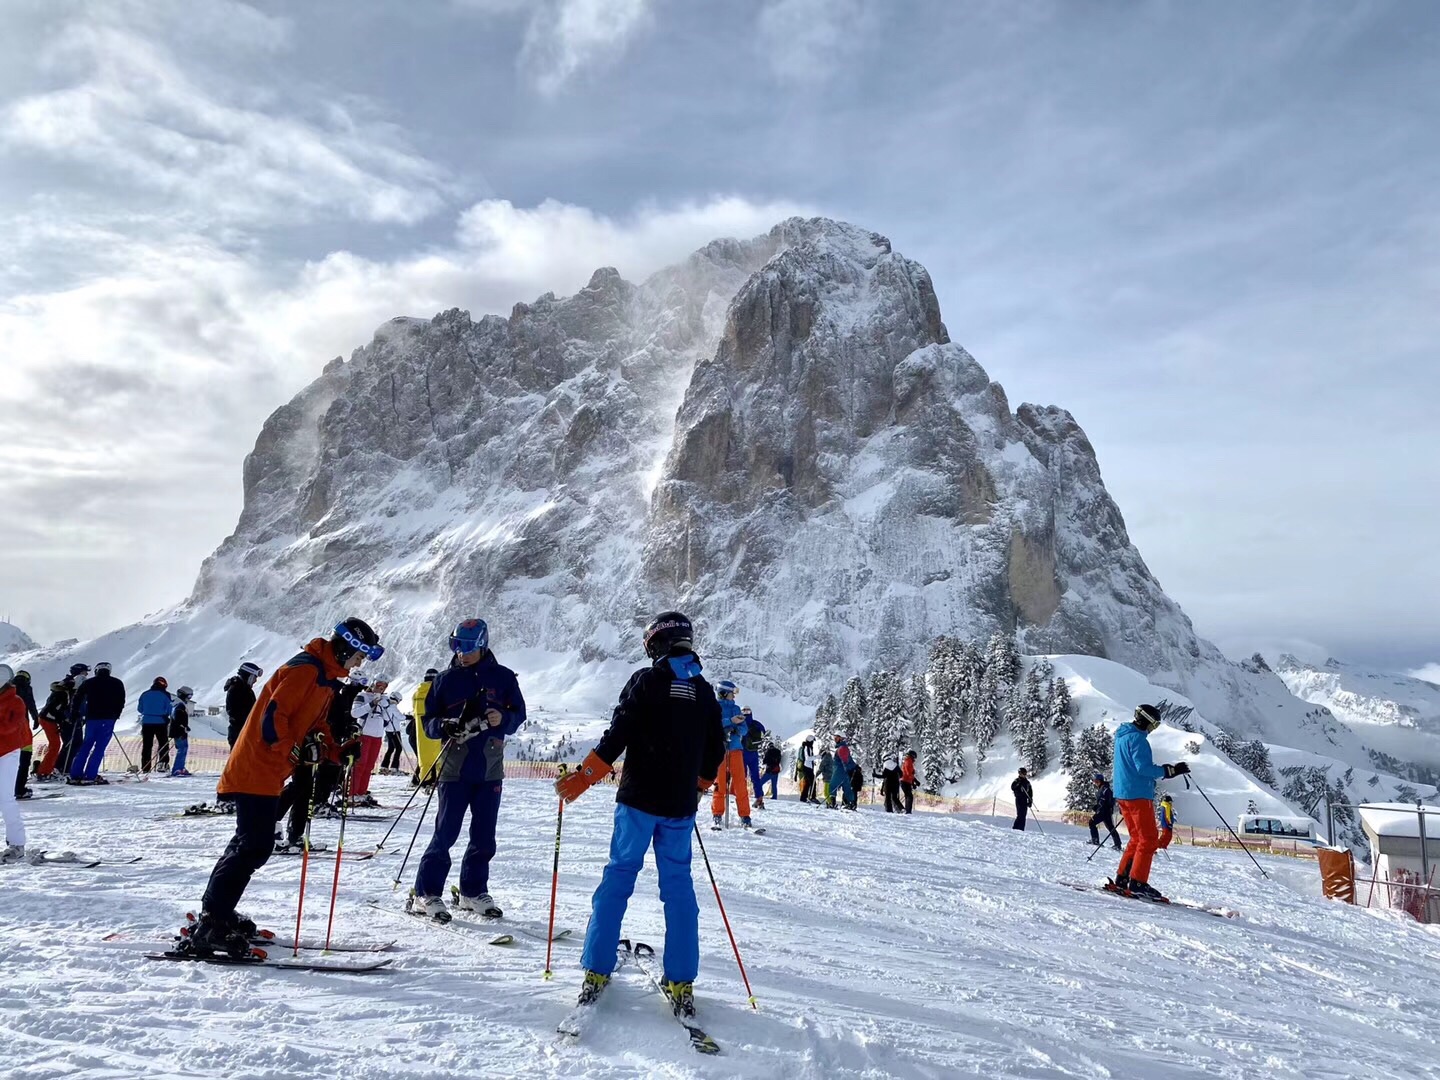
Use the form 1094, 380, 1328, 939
581, 803, 699, 984
830, 758, 855, 807
69, 719, 116, 781
743, 750, 764, 801
171, 738, 189, 774
415, 780, 503, 899
762, 770, 778, 799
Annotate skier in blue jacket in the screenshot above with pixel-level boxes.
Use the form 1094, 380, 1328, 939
709, 681, 753, 827
740, 707, 768, 807
138, 678, 173, 773
1110, 703, 1188, 901
412, 619, 526, 921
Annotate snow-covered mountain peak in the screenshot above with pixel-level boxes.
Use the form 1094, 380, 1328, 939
0, 619, 37, 655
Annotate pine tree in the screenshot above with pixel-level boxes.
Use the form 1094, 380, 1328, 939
1015, 665, 1050, 773
1234, 739, 1279, 788
838, 676, 868, 748
1065, 723, 1114, 813
906, 672, 930, 757
867, 670, 908, 762
927, 637, 965, 784
813, 694, 839, 742
1049, 677, 1075, 770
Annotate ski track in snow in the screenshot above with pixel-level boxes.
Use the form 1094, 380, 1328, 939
3, 776, 1440, 1079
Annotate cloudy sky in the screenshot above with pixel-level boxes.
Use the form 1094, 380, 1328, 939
1, 0, 1436, 672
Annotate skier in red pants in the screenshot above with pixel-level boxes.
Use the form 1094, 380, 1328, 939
1109, 704, 1188, 901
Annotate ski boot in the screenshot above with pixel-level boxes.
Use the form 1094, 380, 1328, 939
452, 888, 502, 918
66, 777, 86, 786
0, 843, 25, 865
1129, 880, 1168, 903
92, 776, 110, 786
740, 817, 754, 830
1105, 874, 1133, 897
17, 787, 33, 800
711, 814, 723, 831
576, 970, 610, 1006
182, 911, 251, 959
754, 798, 765, 810
662, 979, 697, 1020
408, 892, 452, 923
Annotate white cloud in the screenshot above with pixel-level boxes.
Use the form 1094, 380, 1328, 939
757, 0, 873, 84
457, 0, 651, 93
1, 8, 447, 226
0, 194, 808, 640
1410, 665, 1440, 687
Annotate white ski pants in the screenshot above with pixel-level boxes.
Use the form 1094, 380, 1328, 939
0, 750, 25, 847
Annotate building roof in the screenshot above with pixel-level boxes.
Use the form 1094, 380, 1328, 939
1358, 803, 1440, 841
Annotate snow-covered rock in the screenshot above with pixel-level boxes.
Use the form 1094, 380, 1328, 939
0, 619, 37, 656
1275, 653, 1440, 778
6, 217, 1416, 805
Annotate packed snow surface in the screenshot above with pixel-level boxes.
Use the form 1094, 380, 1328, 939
5, 775, 1440, 1078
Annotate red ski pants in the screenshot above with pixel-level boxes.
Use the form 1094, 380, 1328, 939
1117, 798, 1160, 884
350, 735, 383, 796
710, 750, 751, 819
1157, 829, 1173, 850
36, 720, 62, 776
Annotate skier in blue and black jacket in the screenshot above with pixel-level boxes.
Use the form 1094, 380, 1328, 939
412, 618, 526, 921
138, 677, 173, 773
555, 610, 725, 1021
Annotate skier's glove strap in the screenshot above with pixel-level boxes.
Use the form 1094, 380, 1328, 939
555, 751, 610, 803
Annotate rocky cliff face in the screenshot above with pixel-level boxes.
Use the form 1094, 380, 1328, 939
188, 217, 1334, 741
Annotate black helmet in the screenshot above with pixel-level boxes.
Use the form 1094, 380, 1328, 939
643, 611, 693, 660
332, 617, 382, 664
423, 667, 439, 680
69, 663, 90, 677
238, 661, 262, 683
1133, 703, 1162, 732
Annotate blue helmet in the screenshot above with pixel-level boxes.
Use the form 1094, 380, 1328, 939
450, 618, 489, 655
716, 679, 737, 698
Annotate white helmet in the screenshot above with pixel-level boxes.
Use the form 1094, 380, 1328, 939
177, 686, 194, 700
0, 663, 13, 687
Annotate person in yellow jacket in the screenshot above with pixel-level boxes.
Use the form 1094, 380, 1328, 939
413, 667, 440, 786
1156, 793, 1176, 850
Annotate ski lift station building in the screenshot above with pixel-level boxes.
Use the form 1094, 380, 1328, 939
1358, 803, 1440, 919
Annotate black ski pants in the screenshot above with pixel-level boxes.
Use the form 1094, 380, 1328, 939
202, 793, 280, 918
58, 721, 82, 773
278, 761, 343, 844
226, 718, 245, 749
1013, 802, 1028, 831
882, 776, 902, 813
900, 781, 914, 814
15, 749, 31, 796
797, 766, 815, 804
140, 725, 170, 772
382, 731, 403, 771
1090, 810, 1121, 848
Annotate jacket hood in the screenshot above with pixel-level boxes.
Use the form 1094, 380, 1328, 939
302, 637, 350, 680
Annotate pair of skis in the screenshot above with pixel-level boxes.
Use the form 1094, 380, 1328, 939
556, 940, 720, 1055
367, 896, 573, 948
1058, 880, 1240, 919
5, 852, 143, 869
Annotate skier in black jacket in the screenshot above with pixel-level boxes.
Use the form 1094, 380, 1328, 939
224, 662, 262, 749
1089, 772, 1122, 849
1011, 768, 1033, 831
554, 610, 724, 1020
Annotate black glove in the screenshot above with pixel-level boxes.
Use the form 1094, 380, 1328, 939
290, 738, 323, 765
441, 718, 463, 739
339, 740, 362, 766
1162, 762, 1190, 778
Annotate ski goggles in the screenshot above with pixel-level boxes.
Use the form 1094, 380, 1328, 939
334, 623, 385, 662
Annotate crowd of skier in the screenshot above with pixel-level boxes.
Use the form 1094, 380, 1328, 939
0, 608, 1195, 1021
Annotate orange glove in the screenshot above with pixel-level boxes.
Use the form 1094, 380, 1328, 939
697, 776, 714, 793
555, 751, 611, 803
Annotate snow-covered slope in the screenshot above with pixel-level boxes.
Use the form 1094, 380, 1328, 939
7, 776, 1440, 1078
1275, 654, 1440, 776
0, 618, 37, 655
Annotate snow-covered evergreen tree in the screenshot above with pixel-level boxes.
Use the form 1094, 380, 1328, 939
927, 637, 965, 782
813, 694, 839, 742
1064, 723, 1114, 813
868, 670, 908, 761
1233, 739, 1279, 788
1015, 665, 1050, 773
906, 672, 930, 754
838, 676, 868, 747
1049, 677, 1074, 771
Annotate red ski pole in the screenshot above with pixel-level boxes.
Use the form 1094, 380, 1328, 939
543, 770, 567, 980
693, 822, 757, 1009
323, 760, 355, 953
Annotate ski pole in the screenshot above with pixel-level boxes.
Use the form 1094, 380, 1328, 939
543, 768, 567, 981
292, 761, 320, 957
392, 757, 447, 892
1186, 776, 1270, 879
112, 732, 140, 777
323, 760, 356, 952
1032, 810, 1045, 835
693, 822, 757, 1010
375, 738, 454, 852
